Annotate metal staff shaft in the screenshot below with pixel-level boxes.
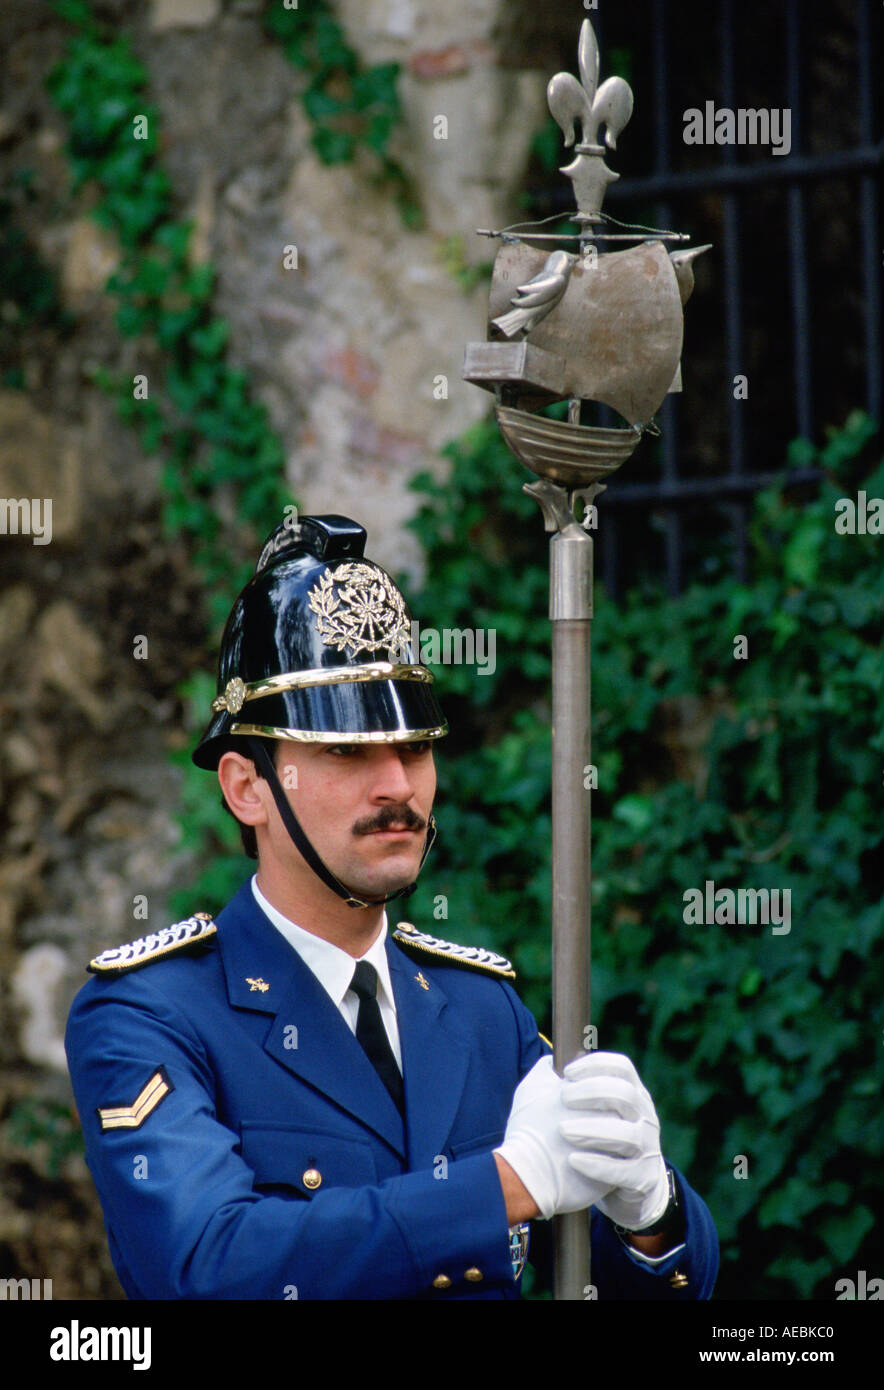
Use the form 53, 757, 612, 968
462, 8, 704, 1306
550, 523, 594, 1301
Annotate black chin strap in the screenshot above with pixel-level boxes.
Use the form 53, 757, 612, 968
247, 737, 437, 910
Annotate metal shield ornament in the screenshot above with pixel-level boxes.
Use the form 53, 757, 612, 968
462, 18, 709, 497
487, 240, 684, 425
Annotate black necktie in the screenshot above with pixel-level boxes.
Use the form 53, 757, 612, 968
350, 960, 404, 1114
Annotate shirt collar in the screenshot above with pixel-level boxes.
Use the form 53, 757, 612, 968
250, 876, 396, 1012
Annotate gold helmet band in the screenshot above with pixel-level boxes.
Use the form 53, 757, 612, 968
211, 661, 434, 715
229, 722, 447, 744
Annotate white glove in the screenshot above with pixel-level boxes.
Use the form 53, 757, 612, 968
495, 1055, 612, 1220
560, 1051, 670, 1232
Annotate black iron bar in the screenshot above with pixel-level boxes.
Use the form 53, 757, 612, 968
603, 468, 824, 506
535, 144, 884, 217
720, 0, 749, 582
858, 0, 882, 421
786, 0, 813, 441
653, 0, 682, 597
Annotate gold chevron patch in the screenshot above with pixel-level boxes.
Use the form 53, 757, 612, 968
98, 1068, 173, 1132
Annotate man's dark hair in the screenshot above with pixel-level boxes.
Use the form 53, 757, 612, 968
220, 737, 281, 860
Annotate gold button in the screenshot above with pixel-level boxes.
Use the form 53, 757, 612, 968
302, 1168, 322, 1190
432, 1274, 452, 1290
464, 1267, 483, 1283
669, 1269, 688, 1288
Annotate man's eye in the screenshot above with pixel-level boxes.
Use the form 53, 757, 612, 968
403, 740, 432, 755
328, 744, 359, 756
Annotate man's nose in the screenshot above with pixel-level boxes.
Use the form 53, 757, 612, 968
370, 747, 416, 801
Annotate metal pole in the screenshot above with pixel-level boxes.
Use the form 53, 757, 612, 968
463, 13, 706, 1303
551, 523, 594, 1300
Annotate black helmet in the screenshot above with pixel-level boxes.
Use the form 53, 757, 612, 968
193, 514, 445, 909
193, 513, 447, 769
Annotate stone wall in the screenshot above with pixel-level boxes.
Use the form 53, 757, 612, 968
0, 0, 550, 1295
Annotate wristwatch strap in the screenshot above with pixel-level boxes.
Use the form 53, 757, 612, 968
614, 1164, 683, 1239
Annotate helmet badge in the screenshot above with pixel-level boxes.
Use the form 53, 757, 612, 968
220, 676, 247, 714
307, 562, 410, 657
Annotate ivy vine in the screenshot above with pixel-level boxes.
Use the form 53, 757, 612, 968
46, 0, 296, 899
261, 0, 421, 227
47, 0, 295, 627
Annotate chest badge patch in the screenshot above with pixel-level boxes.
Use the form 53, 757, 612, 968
98, 1068, 173, 1132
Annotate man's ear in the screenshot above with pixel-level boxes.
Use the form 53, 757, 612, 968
218, 751, 270, 829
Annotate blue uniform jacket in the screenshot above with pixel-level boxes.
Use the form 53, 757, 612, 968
65, 880, 719, 1300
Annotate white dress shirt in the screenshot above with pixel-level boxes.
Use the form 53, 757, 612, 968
250, 876, 402, 1069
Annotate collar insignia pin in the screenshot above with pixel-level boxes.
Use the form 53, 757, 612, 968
246, 977, 270, 993
415, 972, 430, 991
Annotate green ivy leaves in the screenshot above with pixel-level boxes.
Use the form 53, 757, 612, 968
262, 0, 418, 223
47, 1, 294, 623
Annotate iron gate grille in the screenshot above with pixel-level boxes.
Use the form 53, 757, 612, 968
532, 0, 882, 597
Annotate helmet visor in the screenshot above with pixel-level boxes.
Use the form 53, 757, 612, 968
232, 675, 447, 744
193, 669, 447, 768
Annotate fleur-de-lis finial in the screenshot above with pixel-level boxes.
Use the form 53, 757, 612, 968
546, 20, 634, 225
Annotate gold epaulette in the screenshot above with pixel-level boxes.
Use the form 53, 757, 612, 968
88, 912, 217, 974
392, 922, 515, 979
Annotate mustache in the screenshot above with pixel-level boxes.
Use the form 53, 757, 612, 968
353, 804, 427, 835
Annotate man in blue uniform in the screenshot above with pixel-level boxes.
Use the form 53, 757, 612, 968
66, 514, 718, 1299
